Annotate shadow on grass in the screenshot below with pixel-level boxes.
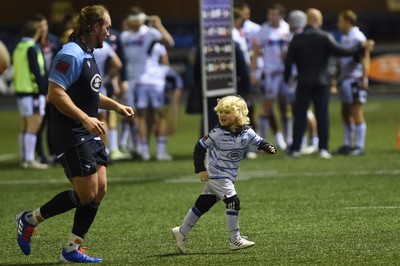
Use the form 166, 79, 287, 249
0, 263, 58, 266
152, 251, 233, 257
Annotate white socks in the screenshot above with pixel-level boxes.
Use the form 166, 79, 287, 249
25, 208, 44, 226
141, 140, 149, 158
226, 210, 240, 242
108, 128, 118, 152
23, 132, 37, 162
343, 124, 355, 147
258, 116, 269, 139
65, 233, 84, 252
355, 122, 367, 149
180, 207, 201, 237
157, 136, 168, 156
282, 118, 293, 146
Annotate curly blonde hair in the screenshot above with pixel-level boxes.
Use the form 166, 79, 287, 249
214, 95, 250, 126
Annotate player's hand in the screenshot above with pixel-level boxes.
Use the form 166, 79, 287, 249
361, 40, 375, 51
82, 116, 106, 135
149, 15, 162, 28
199, 171, 210, 182
266, 145, 277, 154
116, 104, 135, 119
330, 86, 338, 94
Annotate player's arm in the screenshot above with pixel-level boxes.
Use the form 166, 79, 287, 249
284, 40, 295, 83
98, 93, 134, 118
360, 46, 371, 89
27, 47, 47, 95
193, 141, 209, 182
150, 16, 175, 47
48, 81, 106, 135
250, 38, 260, 85
104, 54, 123, 85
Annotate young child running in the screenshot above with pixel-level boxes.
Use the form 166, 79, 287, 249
172, 95, 277, 253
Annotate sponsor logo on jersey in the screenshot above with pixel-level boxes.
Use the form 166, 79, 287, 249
227, 151, 243, 160
90, 74, 102, 92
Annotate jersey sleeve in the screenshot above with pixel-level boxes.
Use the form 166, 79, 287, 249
199, 128, 219, 148
248, 128, 263, 146
148, 27, 163, 41
48, 51, 82, 90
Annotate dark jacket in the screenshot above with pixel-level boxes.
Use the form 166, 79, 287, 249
284, 25, 363, 87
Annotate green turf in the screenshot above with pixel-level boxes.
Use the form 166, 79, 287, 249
1, 98, 400, 265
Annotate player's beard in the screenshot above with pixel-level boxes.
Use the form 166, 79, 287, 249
95, 35, 104, 49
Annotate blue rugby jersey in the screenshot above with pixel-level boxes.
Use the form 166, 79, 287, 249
48, 40, 102, 154
198, 126, 263, 182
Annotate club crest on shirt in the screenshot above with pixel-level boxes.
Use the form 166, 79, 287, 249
227, 151, 243, 160
90, 74, 102, 92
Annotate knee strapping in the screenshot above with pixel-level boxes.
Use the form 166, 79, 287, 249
194, 195, 217, 215
224, 195, 240, 211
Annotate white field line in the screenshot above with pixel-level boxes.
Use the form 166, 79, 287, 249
0, 153, 17, 161
345, 206, 400, 210
1, 169, 399, 186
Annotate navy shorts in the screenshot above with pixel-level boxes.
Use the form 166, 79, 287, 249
58, 139, 108, 178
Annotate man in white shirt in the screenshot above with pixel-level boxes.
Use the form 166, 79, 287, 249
336, 10, 370, 156
251, 3, 290, 150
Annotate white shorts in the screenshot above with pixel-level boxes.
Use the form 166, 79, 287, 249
136, 83, 165, 110
123, 79, 137, 108
341, 78, 367, 105
202, 178, 237, 200
263, 73, 288, 100
17, 95, 46, 116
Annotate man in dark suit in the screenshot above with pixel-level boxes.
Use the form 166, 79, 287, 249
284, 8, 371, 159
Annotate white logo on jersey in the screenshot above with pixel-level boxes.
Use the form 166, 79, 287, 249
87, 61, 91, 68
90, 74, 102, 92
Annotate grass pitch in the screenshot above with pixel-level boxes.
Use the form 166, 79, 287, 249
0, 97, 400, 265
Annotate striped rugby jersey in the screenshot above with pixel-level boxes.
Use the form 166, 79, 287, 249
199, 126, 263, 182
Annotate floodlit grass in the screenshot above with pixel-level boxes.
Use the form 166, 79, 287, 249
0, 97, 399, 265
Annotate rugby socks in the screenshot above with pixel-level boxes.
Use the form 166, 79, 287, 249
25, 208, 45, 226
355, 122, 367, 149
312, 136, 319, 150
141, 140, 150, 158
157, 136, 168, 156
39, 190, 81, 219
282, 118, 293, 146
226, 210, 240, 242
24, 132, 37, 162
180, 207, 202, 237
258, 116, 269, 139
72, 202, 100, 239
108, 128, 118, 152
301, 135, 307, 149
65, 233, 84, 252
343, 124, 355, 147
119, 122, 130, 148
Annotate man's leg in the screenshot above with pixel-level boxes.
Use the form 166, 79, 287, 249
291, 86, 311, 152
351, 104, 367, 155
312, 86, 330, 151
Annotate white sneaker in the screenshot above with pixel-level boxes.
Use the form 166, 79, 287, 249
171, 227, 188, 254
110, 149, 131, 160
319, 149, 332, 159
246, 152, 257, 159
275, 132, 287, 150
300, 145, 317, 155
157, 153, 173, 161
229, 236, 255, 251
21, 160, 49, 170
142, 153, 151, 161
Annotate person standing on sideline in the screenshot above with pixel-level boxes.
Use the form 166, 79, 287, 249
251, 3, 290, 150
13, 20, 48, 169
0, 41, 10, 75
16, 5, 135, 263
335, 10, 371, 156
284, 8, 372, 159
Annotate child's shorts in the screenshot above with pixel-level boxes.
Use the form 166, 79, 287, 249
202, 178, 237, 200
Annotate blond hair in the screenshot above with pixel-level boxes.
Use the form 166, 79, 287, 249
214, 96, 250, 126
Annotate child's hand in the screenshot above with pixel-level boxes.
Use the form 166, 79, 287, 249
199, 171, 210, 182
266, 145, 277, 154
